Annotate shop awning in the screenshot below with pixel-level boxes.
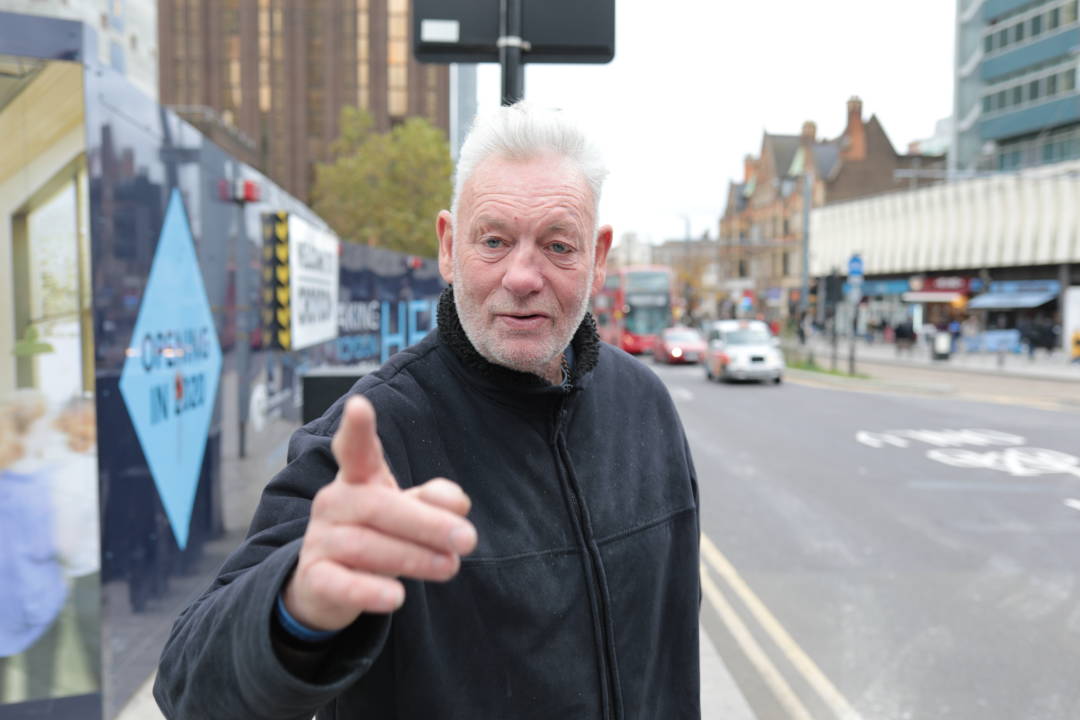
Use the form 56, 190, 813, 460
967, 289, 1058, 310
902, 291, 963, 303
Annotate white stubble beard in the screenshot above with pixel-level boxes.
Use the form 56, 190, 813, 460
452, 248, 594, 381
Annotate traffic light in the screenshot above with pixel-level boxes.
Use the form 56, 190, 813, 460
825, 272, 844, 306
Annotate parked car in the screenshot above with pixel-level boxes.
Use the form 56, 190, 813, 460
653, 326, 706, 364
704, 319, 784, 384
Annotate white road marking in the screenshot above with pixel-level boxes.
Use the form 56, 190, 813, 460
1065, 499, 1080, 512
926, 447, 1080, 478
700, 564, 813, 720
855, 431, 910, 449
856, 428, 1026, 450
671, 387, 694, 402
701, 533, 864, 720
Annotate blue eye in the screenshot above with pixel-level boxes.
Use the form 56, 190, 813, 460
550, 242, 571, 254
483, 237, 503, 249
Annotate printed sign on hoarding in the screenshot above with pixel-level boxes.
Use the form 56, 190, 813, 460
118, 189, 222, 550
259, 213, 340, 351
289, 214, 340, 350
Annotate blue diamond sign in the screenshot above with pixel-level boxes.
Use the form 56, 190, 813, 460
119, 189, 222, 549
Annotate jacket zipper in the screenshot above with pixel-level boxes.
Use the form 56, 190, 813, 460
552, 399, 622, 720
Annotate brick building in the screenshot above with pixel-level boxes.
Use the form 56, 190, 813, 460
158, 0, 450, 203
717, 97, 945, 322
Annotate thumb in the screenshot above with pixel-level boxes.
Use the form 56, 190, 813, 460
331, 396, 395, 487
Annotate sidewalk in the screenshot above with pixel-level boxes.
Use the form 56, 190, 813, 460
800, 335, 1080, 383
118, 626, 753, 719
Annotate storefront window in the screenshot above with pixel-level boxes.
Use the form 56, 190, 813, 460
1, 58, 100, 708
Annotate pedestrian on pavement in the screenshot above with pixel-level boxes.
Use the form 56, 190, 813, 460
154, 102, 702, 720
894, 319, 916, 356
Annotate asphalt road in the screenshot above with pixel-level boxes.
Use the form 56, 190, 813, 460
650, 360, 1080, 720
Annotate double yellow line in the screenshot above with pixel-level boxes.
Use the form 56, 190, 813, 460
699, 533, 864, 720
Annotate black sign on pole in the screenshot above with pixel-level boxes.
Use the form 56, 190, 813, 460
412, 0, 615, 105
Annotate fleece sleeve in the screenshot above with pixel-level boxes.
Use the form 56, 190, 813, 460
152, 420, 392, 720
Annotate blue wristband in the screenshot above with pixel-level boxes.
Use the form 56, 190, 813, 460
276, 594, 339, 643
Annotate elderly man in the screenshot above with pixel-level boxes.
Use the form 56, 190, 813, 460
155, 102, 700, 719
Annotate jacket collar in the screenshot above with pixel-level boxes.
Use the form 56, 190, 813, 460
436, 285, 600, 391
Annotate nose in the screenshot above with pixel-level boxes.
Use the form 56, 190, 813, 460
501, 243, 544, 298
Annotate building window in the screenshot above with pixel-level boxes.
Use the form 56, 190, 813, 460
998, 28, 1008, 48
985, 34, 994, 53
1048, 73, 1059, 95
357, 0, 369, 110
387, 0, 409, 118
258, 0, 271, 112
782, 252, 790, 277
1030, 79, 1041, 100
1050, 6, 1061, 28
1014, 21, 1025, 42
1066, 0, 1078, 23
738, 260, 747, 278
1031, 13, 1042, 35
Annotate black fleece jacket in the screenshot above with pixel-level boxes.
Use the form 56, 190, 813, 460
155, 287, 701, 719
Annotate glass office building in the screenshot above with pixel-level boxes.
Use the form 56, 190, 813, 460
953, 0, 1080, 172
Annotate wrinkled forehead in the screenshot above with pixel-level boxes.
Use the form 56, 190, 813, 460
458, 153, 596, 229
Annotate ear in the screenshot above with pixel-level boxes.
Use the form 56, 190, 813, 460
436, 210, 454, 284
590, 224, 613, 297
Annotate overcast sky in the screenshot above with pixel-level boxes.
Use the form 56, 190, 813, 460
475, 0, 956, 246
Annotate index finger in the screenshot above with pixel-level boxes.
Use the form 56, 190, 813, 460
332, 396, 393, 486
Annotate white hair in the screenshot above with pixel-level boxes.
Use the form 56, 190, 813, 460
450, 101, 609, 225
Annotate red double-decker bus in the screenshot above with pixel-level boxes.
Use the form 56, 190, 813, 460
592, 265, 675, 354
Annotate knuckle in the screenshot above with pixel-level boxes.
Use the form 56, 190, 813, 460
311, 484, 337, 516
399, 552, 422, 578
344, 526, 372, 561
306, 562, 338, 601
356, 485, 392, 523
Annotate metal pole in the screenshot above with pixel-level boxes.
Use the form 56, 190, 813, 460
830, 310, 838, 372
499, 0, 525, 105
848, 299, 857, 375
683, 215, 691, 322
816, 276, 826, 327
800, 171, 811, 317
1060, 262, 1071, 360
829, 268, 839, 371
234, 178, 251, 459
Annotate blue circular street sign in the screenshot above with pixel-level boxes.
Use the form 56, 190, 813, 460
849, 254, 864, 279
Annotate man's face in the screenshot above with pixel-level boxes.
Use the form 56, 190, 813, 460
437, 153, 612, 382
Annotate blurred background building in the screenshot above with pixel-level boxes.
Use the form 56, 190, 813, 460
157, 0, 452, 202
715, 97, 944, 323
952, 0, 1080, 173
2, 0, 158, 99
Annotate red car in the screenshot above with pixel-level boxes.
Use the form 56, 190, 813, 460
653, 327, 706, 364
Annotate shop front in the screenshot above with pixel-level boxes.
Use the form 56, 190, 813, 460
967, 280, 1061, 353
856, 279, 910, 340
901, 276, 980, 331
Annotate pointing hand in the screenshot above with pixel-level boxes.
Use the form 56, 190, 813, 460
283, 396, 477, 631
